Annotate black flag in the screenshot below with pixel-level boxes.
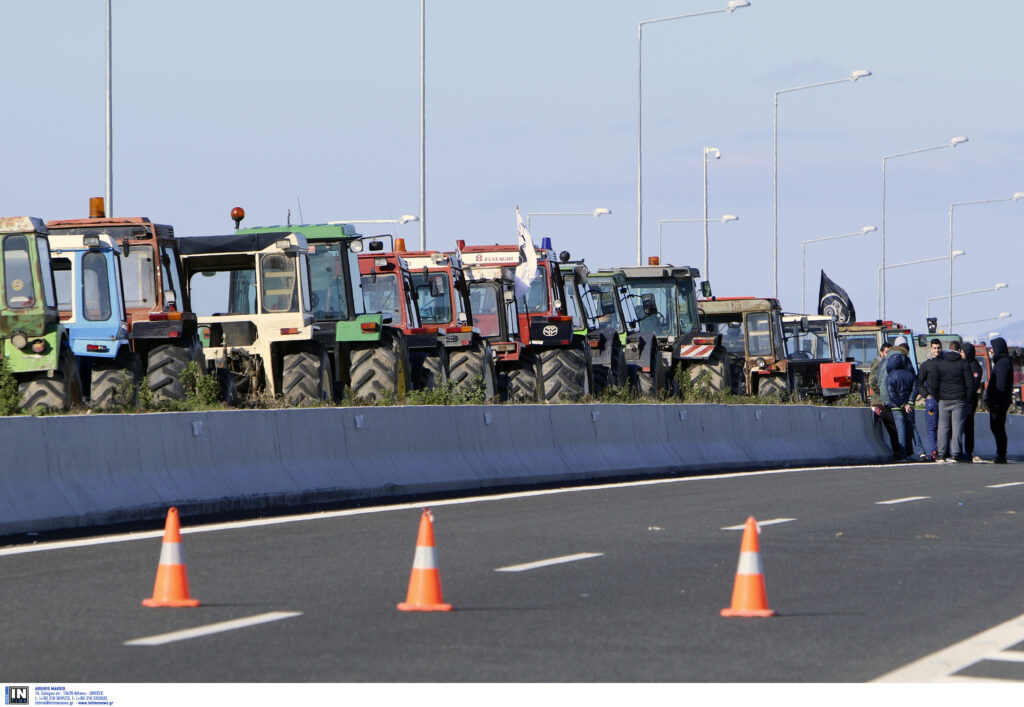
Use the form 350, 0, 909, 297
818, 270, 856, 325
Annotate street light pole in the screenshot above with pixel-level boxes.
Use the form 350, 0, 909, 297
948, 192, 1024, 329
880, 136, 968, 318
773, 69, 870, 299
658, 214, 738, 265
419, 0, 426, 250
328, 215, 419, 226
105, 0, 113, 216
636, 1, 749, 266
800, 226, 876, 313
703, 147, 720, 278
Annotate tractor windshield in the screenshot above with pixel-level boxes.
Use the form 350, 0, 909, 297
81, 251, 112, 322
412, 272, 452, 325
2, 235, 37, 310
628, 279, 697, 337
589, 281, 622, 331
704, 318, 745, 355
468, 282, 502, 338
361, 273, 403, 324
784, 320, 833, 360
307, 243, 351, 320
260, 253, 299, 313
839, 333, 878, 369
504, 265, 549, 313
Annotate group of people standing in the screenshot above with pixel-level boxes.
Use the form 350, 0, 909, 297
869, 335, 1012, 463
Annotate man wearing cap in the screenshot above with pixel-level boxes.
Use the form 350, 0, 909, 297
891, 336, 927, 460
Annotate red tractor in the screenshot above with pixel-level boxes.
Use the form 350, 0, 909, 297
460, 238, 593, 402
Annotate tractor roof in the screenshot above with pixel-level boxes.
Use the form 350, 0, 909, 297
178, 231, 301, 255
237, 223, 359, 240
0, 216, 47, 235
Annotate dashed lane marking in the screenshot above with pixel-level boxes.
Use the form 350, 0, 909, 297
495, 553, 604, 572
876, 496, 931, 505
874, 612, 1024, 682
987, 482, 1024, 489
124, 611, 302, 646
721, 518, 796, 530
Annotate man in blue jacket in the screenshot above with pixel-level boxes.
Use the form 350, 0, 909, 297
987, 337, 1013, 463
886, 343, 919, 460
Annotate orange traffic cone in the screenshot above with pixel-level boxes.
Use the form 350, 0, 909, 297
142, 507, 200, 608
721, 516, 776, 618
397, 508, 452, 612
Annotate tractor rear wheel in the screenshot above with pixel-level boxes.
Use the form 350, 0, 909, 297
282, 348, 332, 405
634, 352, 663, 399
593, 336, 627, 395
537, 338, 591, 403
88, 351, 141, 408
415, 345, 449, 390
688, 346, 731, 394
499, 350, 540, 402
20, 345, 83, 412
756, 374, 787, 398
147, 338, 203, 402
448, 338, 497, 401
348, 329, 410, 402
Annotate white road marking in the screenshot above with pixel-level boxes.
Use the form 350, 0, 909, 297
495, 552, 603, 573
721, 518, 796, 530
987, 482, 1024, 489
124, 611, 302, 646
874, 612, 1024, 682
876, 496, 931, 505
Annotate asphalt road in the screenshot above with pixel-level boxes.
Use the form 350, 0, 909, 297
2, 459, 1023, 683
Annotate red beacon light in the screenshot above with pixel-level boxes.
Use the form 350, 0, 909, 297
231, 207, 245, 230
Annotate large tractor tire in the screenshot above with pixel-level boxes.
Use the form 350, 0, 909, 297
88, 351, 142, 409
147, 338, 204, 402
448, 338, 497, 401
348, 329, 411, 402
593, 336, 627, 395
19, 345, 83, 412
537, 338, 592, 403
756, 374, 787, 399
281, 348, 332, 406
414, 345, 449, 390
633, 350, 664, 399
688, 347, 732, 394
499, 350, 540, 403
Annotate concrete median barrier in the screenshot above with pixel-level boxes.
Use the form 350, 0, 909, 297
5, 403, 1014, 536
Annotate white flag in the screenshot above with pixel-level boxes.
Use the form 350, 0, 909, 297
514, 207, 538, 299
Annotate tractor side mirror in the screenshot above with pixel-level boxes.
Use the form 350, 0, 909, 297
800, 316, 809, 332
641, 293, 658, 315
700, 280, 712, 298
429, 275, 446, 298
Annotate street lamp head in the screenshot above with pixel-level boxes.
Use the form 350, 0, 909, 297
720, 214, 739, 223
849, 69, 872, 81
952, 249, 966, 258
705, 147, 721, 160
1012, 192, 1024, 201
725, 0, 750, 12
999, 312, 1012, 319
949, 136, 968, 147
400, 214, 420, 224
995, 282, 1009, 290
861, 226, 877, 234
592, 208, 612, 217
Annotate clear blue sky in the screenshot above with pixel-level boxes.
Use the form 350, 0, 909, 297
3, 1, 1022, 341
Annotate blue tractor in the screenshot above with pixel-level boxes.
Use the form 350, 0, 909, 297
49, 232, 140, 407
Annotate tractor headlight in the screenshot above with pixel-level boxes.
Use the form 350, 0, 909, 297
756, 357, 767, 368
10, 331, 28, 349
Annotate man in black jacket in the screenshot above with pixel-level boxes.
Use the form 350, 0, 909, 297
961, 342, 984, 461
987, 337, 1013, 463
917, 338, 943, 459
931, 345, 974, 462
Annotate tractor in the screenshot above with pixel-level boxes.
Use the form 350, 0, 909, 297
49, 231, 140, 407
698, 297, 788, 397
460, 238, 593, 402
178, 230, 332, 405
619, 260, 730, 396
780, 314, 855, 400
398, 243, 497, 399
0, 217, 82, 411
234, 214, 410, 402
47, 199, 202, 402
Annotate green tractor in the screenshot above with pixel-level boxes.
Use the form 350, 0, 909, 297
233, 211, 411, 401
0, 217, 82, 411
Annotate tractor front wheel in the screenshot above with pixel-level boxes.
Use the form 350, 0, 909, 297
20, 345, 83, 412
348, 329, 411, 402
281, 348, 332, 406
